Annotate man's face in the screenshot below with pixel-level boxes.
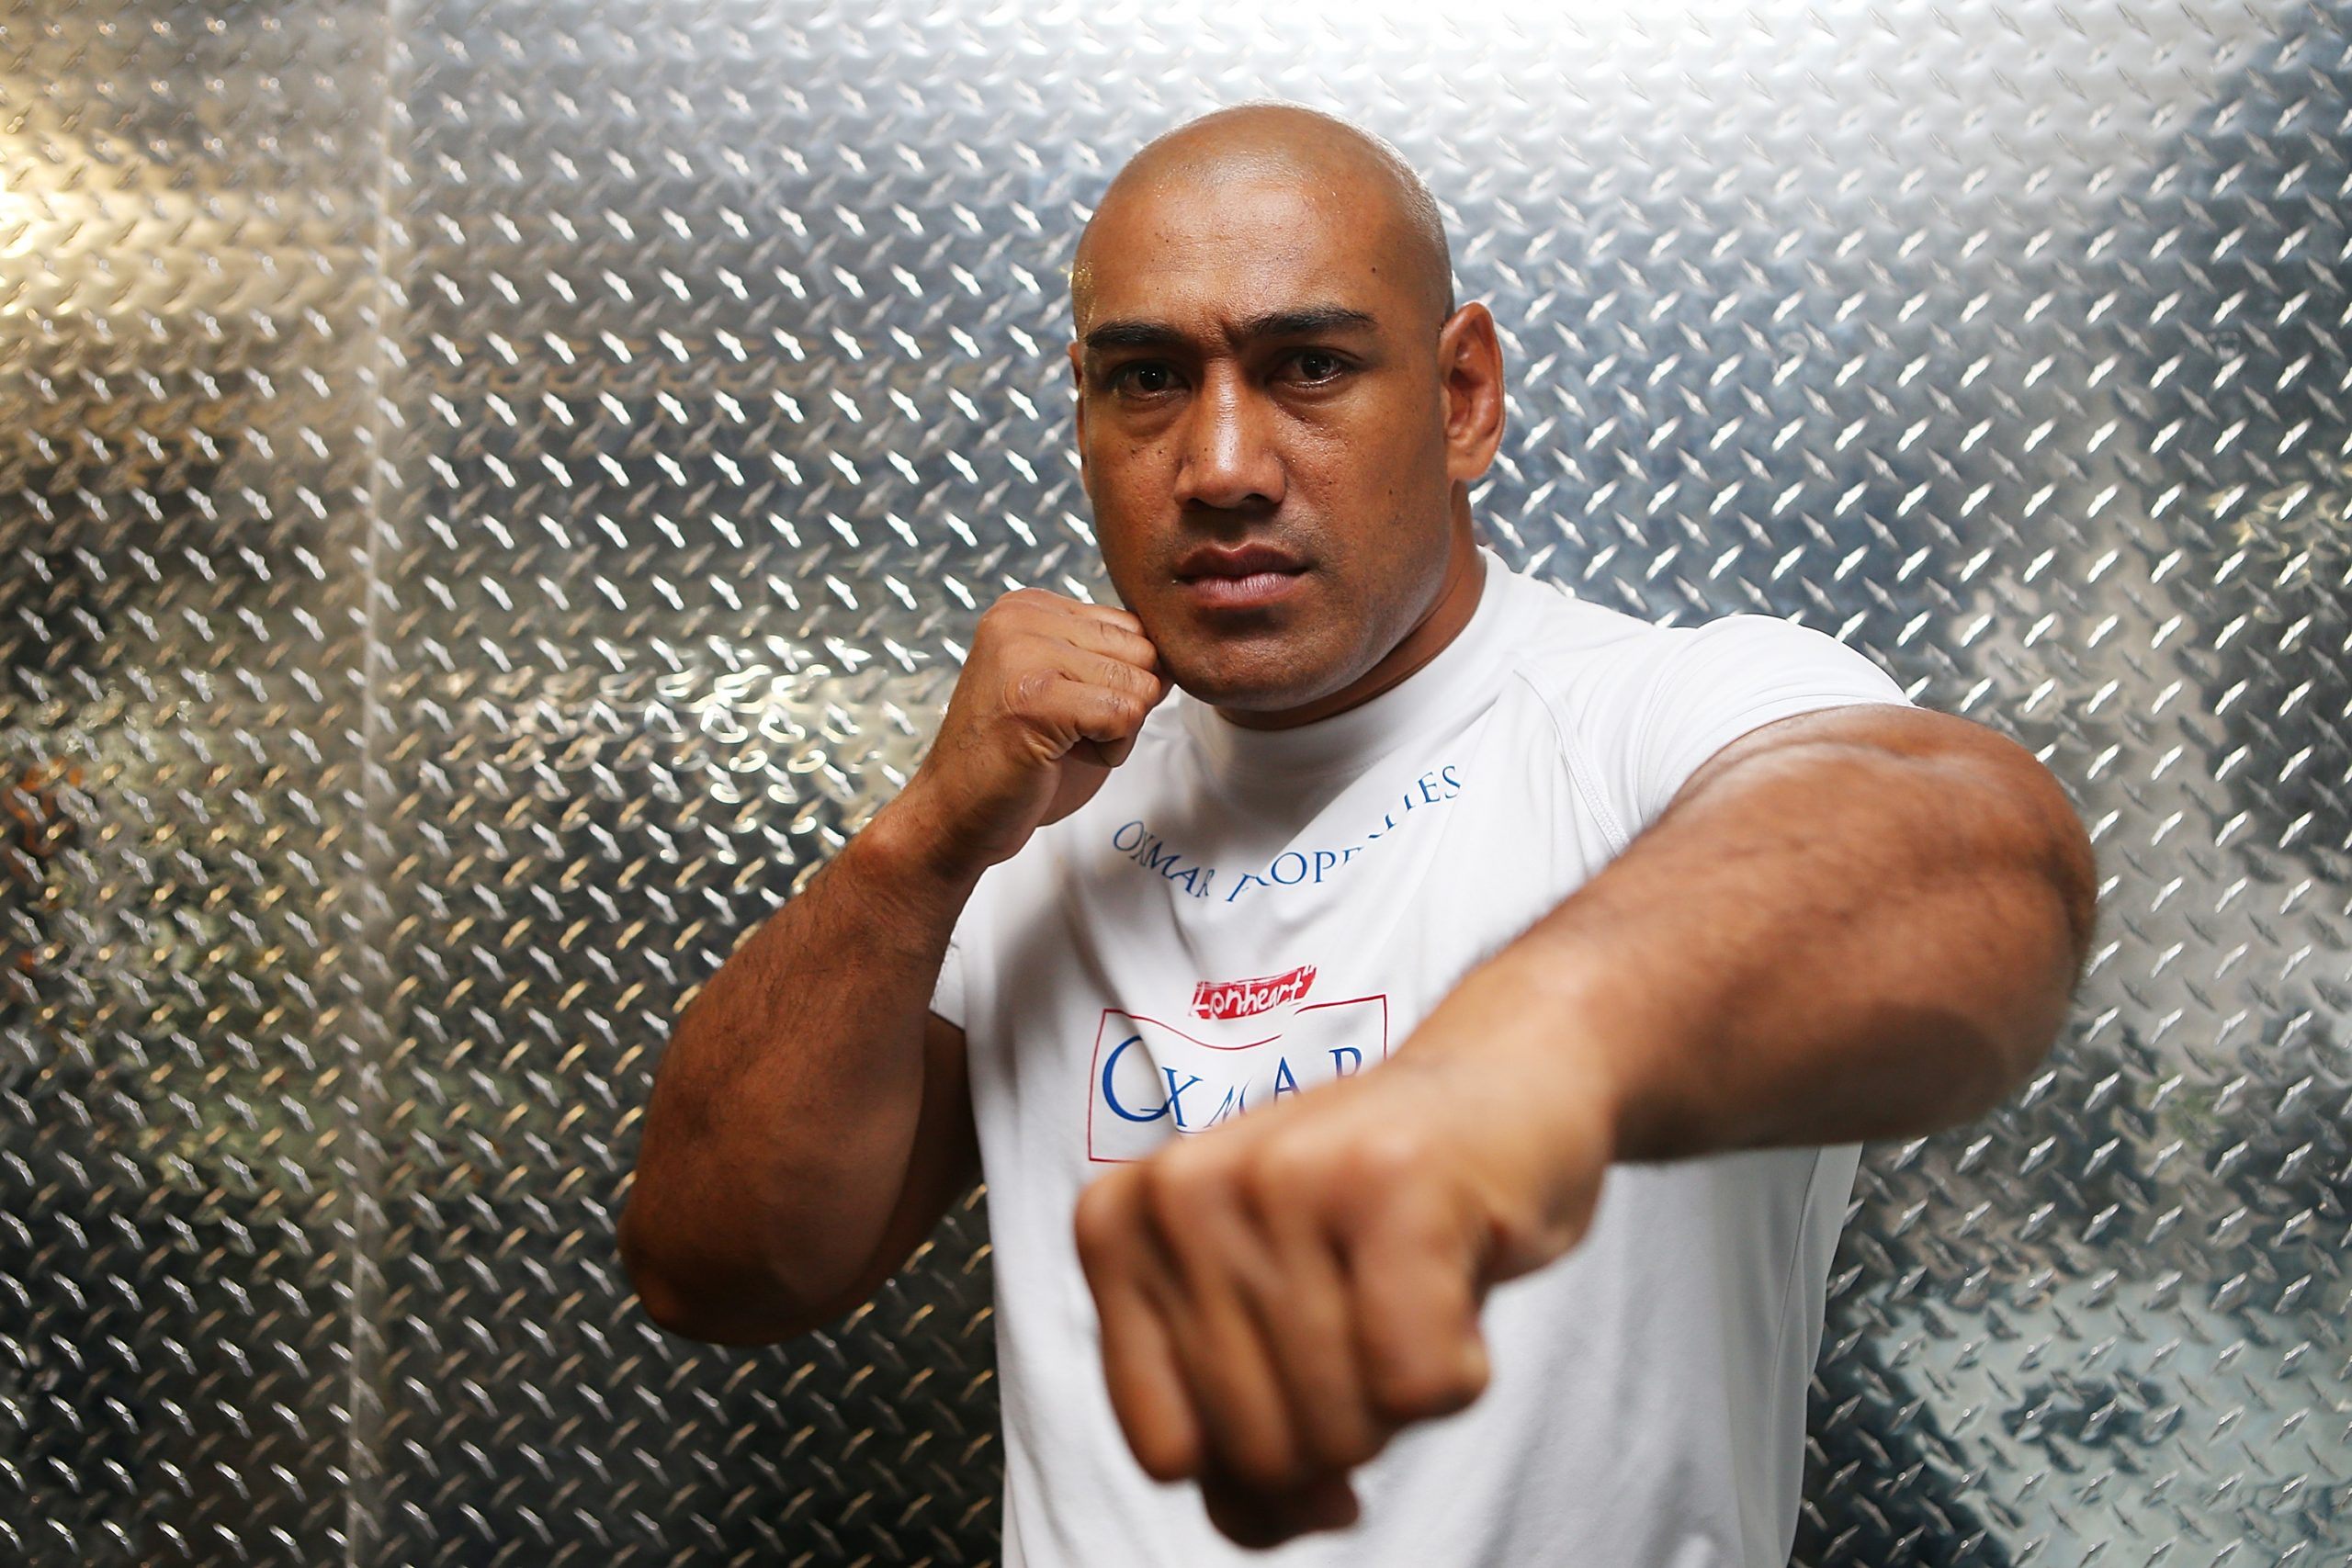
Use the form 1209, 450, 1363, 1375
1069, 174, 1457, 714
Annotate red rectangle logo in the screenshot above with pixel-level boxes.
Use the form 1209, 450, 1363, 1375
1192, 964, 1317, 1020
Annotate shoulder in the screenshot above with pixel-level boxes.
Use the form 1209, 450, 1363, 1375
1487, 566, 1908, 844
1493, 572, 1661, 671
1492, 566, 1905, 714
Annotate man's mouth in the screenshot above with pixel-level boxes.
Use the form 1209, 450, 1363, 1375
1175, 544, 1309, 609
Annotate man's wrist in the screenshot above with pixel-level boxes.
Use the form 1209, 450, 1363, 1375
1474, 933, 1730, 1164
852, 785, 990, 913
1374, 954, 1631, 1280
1431, 939, 1694, 1168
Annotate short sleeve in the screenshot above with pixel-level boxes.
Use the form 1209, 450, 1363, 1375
930, 924, 968, 1029
929, 863, 1001, 1031
1577, 614, 1911, 845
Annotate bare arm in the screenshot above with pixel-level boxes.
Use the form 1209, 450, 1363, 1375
620, 590, 1170, 1343
1419, 701, 2098, 1168
1071, 701, 2098, 1546
619, 808, 979, 1344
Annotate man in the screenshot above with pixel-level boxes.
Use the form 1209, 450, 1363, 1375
620, 104, 2097, 1565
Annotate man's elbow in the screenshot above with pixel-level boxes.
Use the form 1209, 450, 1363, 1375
623, 1250, 708, 1341
1915, 715, 2096, 962
616, 1198, 707, 1337
1972, 740, 2099, 1094
617, 1197, 819, 1347
1893, 728, 2097, 1115
1984, 737, 2100, 1010
2040, 783, 2101, 992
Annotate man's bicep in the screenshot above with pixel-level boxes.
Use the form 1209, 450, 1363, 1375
807, 1010, 981, 1324
1671, 701, 2101, 966
1667, 699, 1926, 813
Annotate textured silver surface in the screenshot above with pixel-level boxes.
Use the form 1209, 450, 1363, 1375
3, 0, 2347, 1562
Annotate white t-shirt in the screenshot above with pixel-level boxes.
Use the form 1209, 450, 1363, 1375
932, 547, 1910, 1568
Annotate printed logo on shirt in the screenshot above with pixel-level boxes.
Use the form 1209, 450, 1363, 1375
1109, 762, 1465, 906
1111, 819, 1216, 900
1193, 964, 1317, 1020
1086, 990, 1390, 1163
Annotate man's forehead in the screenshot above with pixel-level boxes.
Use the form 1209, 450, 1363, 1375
1073, 174, 1407, 335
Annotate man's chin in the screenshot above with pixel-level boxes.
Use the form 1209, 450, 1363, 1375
1164, 656, 1351, 721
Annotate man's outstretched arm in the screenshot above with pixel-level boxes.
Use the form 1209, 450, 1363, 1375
1456, 700, 2098, 1167
1072, 702, 2098, 1547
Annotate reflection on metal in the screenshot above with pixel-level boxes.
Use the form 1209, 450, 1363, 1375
2, 0, 2346, 1562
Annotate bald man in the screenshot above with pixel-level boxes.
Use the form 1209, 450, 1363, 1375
622, 105, 2097, 1565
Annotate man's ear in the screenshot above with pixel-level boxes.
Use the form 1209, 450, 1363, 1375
1438, 302, 1506, 485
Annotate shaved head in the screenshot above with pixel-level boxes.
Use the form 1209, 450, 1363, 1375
1062, 99, 1503, 727
1073, 104, 1453, 336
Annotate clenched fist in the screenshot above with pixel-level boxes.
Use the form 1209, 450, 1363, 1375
897, 588, 1171, 877
1070, 1002, 1616, 1551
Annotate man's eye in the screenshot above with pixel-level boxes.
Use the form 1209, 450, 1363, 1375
1292, 351, 1344, 384
1113, 363, 1176, 394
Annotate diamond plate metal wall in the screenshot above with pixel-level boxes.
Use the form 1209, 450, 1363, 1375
0, 0, 391, 1562
4, 1, 2347, 1563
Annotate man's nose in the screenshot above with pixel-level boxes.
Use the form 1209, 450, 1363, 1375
1171, 368, 1283, 513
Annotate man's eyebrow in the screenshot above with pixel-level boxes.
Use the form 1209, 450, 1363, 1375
1082, 320, 1191, 354
1080, 306, 1379, 355
1236, 306, 1377, 341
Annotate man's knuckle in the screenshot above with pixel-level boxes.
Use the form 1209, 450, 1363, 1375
1367, 1359, 1450, 1424
978, 590, 1034, 630
1006, 666, 1060, 712
1461, 1348, 1492, 1404
1132, 1427, 1195, 1483
1339, 1126, 1431, 1193
1146, 1138, 1209, 1196
1353, 1417, 1402, 1466
1246, 1139, 1324, 1209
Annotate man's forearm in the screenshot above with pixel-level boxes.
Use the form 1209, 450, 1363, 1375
623, 585, 1171, 1341
620, 798, 975, 1336
1409, 706, 2098, 1166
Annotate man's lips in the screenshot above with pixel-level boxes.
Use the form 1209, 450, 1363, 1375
1172, 544, 1308, 610
1174, 543, 1308, 581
